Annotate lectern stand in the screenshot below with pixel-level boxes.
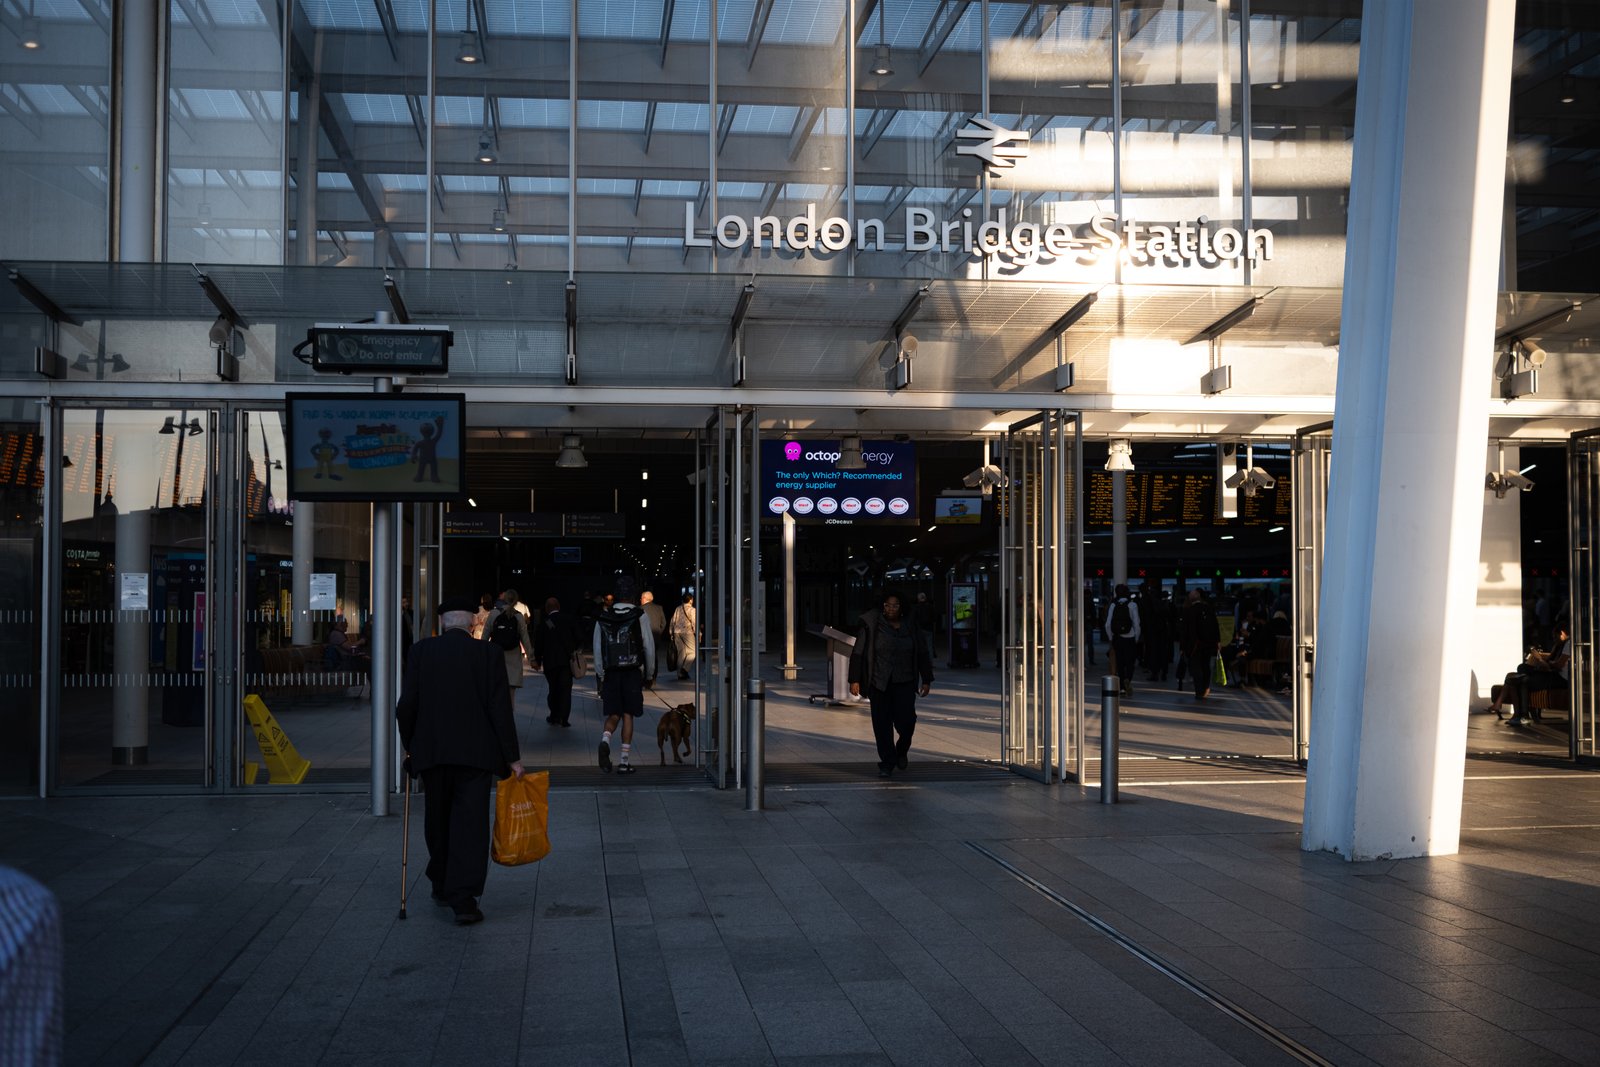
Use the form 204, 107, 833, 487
808, 625, 862, 706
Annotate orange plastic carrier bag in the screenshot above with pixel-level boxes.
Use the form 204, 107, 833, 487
491, 771, 550, 866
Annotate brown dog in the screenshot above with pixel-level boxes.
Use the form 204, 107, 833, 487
657, 703, 695, 764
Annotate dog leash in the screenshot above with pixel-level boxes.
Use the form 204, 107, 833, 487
652, 688, 688, 717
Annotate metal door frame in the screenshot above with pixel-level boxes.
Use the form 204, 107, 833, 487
999, 410, 1083, 783
1568, 428, 1600, 761
1290, 421, 1332, 767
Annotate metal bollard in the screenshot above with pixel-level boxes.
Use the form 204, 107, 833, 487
1101, 675, 1119, 804
745, 678, 765, 812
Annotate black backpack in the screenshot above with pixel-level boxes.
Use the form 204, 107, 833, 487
1110, 599, 1134, 637
488, 609, 521, 650
597, 606, 645, 671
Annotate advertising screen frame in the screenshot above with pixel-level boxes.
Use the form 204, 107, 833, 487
760, 438, 920, 526
284, 391, 468, 503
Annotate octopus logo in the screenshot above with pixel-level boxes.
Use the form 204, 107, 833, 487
768, 497, 790, 514
793, 497, 815, 514
817, 497, 838, 514
865, 498, 886, 515
783, 441, 802, 462
888, 498, 910, 515
841, 498, 862, 514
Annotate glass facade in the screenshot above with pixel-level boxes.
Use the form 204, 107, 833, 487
1, 0, 1375, 285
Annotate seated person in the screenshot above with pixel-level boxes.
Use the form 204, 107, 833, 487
323, 616, 369, 673
1488, 620, 1570, 726
1228, 613, 1265, 686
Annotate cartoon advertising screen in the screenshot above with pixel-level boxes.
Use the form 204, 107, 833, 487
285, 392, 467, 502
761, 439, 918, 525
934, 494, 983, 524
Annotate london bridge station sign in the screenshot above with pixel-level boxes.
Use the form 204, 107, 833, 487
683, 202, 1274, 269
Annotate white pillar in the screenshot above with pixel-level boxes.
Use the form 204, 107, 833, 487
1471, 444, 1525, 707
1303, 0, 1516, 860
116, 0, 161, 261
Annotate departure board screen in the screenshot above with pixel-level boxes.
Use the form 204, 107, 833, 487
1085, 470, 1288, 528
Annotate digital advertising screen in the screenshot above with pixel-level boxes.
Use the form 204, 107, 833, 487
934, 494, 983, 524
285, 392, 467, 502
761, 439, 918, 525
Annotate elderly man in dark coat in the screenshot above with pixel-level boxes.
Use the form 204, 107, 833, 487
396, 595, 524, 925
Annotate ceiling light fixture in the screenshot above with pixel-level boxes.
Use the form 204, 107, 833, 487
456, 0, 480, 63
476, 130, 497, 164
1560, 75, 1577, 105
871, 1, 893, 76
21, 0, 41, 50
491, 206, 506, 232
555, 434, 587, 469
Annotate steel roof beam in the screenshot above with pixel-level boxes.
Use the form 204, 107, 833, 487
989, 290, 1098, 386
8, 270, 81, 326
194, 268, 249, 330
1183, 295, 1266, 347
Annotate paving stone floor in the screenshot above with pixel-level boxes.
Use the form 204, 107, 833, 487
7, 759, 1600, 1066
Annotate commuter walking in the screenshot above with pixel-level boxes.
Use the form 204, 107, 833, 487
848, 590, 934, 778
669, 593, 697, 680
483, 589, 534, 691
1181, 589, 1222, 702
639, 591, 667, 687
533, 597, 578, 727
1103, 584, 1141, 698
594, 577, 655, 775
395, 596, 524, 925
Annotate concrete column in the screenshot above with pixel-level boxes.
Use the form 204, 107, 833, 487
1471, 444, 1524, 707
116, 0, 161, 261
1303, 0, 1516, 860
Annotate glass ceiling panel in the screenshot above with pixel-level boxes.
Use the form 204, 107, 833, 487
578, 178, 636, 195
497, 98, 570, 128
28, 0, 96, 21
175, 88, 252, 120
190, 0, 268, 25
376, 174, 428, 191
763, 0, 845, 44
509, 177, 568, 194
434, 96, 484, 127
652, 103, 710, 132
642, 180, 701, 197
300, 0, 382, 31
441, 174, 501, 192
389, 0, 429, 31
18, 84, 89, 115
338, 94, 412, 125
669, 0, 756, 41
577, 0, 665, 39
577, 100, 649, 131
730, 105, 799, 135
317, 172, 354, 189
482, 0, 569, 36
716, 182, 764, 199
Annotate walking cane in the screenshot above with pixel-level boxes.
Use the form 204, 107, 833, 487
398, 757, 413, 920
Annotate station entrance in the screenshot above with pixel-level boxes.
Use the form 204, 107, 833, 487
30, 397, 1594, 798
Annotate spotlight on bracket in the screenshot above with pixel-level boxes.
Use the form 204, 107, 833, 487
836, 436, 867, 471
1104, 439, 1134, 472
962, 464, 1010, 497
884, 334, 917, 391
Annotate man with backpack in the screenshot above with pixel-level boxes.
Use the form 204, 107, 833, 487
1103, 583, 1141, 699
593, 576, 655, 775
482, 589, 534, 692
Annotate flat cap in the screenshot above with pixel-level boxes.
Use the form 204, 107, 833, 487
437, 594, 478, 616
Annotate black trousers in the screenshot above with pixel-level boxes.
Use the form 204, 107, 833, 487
544, 666, 573, 725
420, 765, 493, 906
1190, 650, 1214, 698
867, 681, 919, 769
1110, 636, 1137, 693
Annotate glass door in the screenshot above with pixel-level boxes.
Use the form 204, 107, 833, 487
1291, 422, 1333, 767
999, 411, 1083, 783
1568, 429, 1600, 760
236, 410, 373, 788
55, 407, 217, 788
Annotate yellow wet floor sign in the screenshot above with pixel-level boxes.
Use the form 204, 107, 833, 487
242, 694, 312, 785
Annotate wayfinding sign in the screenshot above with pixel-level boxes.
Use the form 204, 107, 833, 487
309, 324, 452, 374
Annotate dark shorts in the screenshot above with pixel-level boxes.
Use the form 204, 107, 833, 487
601, 669, 644, 719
